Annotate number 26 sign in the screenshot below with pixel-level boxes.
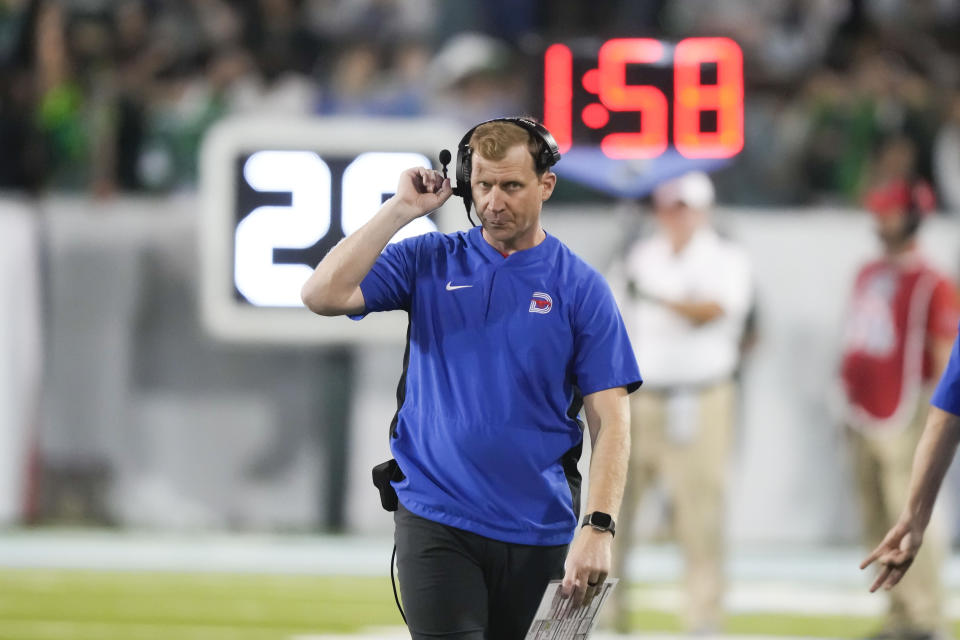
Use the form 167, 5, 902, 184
200, 117, 461, 344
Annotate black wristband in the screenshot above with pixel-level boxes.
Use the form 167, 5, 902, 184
581, 511, 616, 537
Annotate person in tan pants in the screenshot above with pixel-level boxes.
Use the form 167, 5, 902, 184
841, 172, 958, 640
617, 382, 735, 631
609, 171, 752, 633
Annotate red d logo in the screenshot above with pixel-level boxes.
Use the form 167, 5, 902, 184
529, 292, 553, 314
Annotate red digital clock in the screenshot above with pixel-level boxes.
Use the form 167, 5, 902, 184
543, 37, 744, 160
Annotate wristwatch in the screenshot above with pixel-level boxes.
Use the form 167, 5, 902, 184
581, 512, 616, 537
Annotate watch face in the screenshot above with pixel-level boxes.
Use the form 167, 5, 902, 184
591, 512, 613, 528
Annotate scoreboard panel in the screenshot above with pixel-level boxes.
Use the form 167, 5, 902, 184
542, 37, 744, 160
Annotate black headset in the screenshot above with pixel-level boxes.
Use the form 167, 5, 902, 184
439, 117, 561, 226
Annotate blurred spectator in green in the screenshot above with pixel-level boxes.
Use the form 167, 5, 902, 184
34, 2, 90, 191
136, 51, 244, 193
125, 0, 252, 192
800, 42, 937, 205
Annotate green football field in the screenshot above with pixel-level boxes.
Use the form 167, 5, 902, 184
0, 569, 950, 639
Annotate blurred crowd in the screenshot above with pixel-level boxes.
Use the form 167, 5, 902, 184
2, 0, 960, 208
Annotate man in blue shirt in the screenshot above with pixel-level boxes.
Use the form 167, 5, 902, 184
862, 329, 960, 594
302, 119, 642, 639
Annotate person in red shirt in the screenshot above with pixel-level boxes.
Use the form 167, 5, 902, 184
841, 177, 959, 640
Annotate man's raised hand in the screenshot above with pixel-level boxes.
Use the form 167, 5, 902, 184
393, 167, 453, 221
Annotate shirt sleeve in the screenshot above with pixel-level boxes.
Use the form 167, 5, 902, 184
931, 327, 960, 416
571, 270, 643, 396
348, 234, 426, 320
927, 276, 960, 340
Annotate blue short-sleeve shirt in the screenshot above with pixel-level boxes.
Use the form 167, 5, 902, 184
353, 226, 642, 545
932, 327, 960, 416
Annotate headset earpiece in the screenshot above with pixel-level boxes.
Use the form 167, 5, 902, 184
458, 146, 478, 226
456, 145, 473, 212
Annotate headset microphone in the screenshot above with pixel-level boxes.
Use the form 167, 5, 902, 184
439, 149, 460, 195
439, 148, 477, 226
439, 149, 451, 179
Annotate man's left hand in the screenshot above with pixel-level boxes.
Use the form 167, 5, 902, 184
860, 516, 924, 592
561, 526, 613, 608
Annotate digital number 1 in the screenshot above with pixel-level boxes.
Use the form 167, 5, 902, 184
544, 43, 574, 154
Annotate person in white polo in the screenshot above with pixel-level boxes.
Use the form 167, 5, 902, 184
609, 171, 753, 634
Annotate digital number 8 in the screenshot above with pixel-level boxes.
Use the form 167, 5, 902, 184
674, 37, 743, 159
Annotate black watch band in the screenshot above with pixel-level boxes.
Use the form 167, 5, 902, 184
581, 511, 616, 537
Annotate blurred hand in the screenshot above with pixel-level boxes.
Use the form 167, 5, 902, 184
561, 527, 612, 608
392, 167, 453, 222
860, 517, 924, 592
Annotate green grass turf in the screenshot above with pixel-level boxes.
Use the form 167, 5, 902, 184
0, 570, 951, 639
0, 570, 401, 639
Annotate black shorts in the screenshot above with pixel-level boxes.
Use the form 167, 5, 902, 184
394, 503, 568, 640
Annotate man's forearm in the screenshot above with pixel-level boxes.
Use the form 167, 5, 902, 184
301, 197, 410, 314
583, 392, 630, 519
585, 422, 629, 518
903, 405, 960, 529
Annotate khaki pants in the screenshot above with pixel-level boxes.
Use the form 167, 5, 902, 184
612, 381, 735, 633
848, 400, 945, 635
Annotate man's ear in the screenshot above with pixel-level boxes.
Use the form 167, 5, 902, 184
540, 172, 557, 202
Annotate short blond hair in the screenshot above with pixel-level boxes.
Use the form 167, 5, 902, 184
469, 121, 547, 175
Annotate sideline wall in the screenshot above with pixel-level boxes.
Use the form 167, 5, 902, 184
2, 195, 958, 544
